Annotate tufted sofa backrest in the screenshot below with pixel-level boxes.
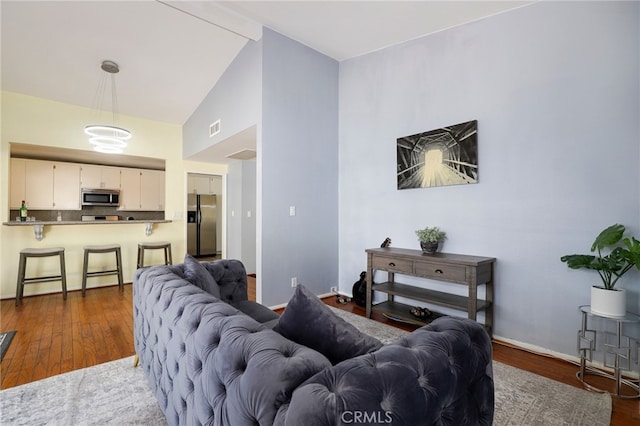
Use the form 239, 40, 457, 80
167, 259, 248, 305
134, 265, 332, 426
276, 317, 494, 426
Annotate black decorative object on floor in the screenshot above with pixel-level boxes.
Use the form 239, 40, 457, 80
0, 330, 17, 362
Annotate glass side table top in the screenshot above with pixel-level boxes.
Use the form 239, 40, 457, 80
579, 305, 640, 322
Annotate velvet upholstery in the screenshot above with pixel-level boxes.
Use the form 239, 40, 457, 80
275, 284, 382, 364
182, 254, 221, 298
134, 259, 494, 426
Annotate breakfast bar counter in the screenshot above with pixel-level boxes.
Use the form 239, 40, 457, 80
3, 219, 172, 240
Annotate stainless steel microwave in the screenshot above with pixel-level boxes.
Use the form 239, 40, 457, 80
81, 188, 120, 206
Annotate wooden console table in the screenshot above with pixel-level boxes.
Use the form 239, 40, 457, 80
365, 247, 495, 335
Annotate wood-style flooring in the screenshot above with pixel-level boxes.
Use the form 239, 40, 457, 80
1, 284, 637, 425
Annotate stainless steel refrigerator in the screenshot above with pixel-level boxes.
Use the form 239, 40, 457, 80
187, 194, 217, 257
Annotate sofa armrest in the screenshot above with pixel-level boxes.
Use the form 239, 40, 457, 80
134, 265, 332, 426
278, 317, 494, 426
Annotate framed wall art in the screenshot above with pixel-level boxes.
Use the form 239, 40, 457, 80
397, 120, 478, 190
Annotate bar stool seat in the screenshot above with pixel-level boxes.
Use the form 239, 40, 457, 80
82, 244, 124, 296
16, 247, 67, 306
137, 241, 172, 269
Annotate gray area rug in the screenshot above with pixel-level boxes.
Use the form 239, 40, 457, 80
0, 307, 611, 425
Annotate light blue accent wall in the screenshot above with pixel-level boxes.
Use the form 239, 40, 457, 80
261, 28, 339, 306
182, 39, 260, 158
338, 1, 640, 357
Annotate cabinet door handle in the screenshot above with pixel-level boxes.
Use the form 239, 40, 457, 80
389, 262, 396, 267
434, 269, 444, 274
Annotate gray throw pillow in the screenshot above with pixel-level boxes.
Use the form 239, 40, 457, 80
183, 254, 221, 299
274, 284, 382, 364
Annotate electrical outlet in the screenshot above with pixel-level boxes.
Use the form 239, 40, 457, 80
330, 286, 338, 293
291, 277, 298, 288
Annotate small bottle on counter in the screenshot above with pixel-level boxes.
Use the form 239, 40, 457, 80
57, 211, 62, 222
19, 200, 28, 222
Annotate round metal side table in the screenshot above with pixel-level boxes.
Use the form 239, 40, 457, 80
577, 305, 640, 399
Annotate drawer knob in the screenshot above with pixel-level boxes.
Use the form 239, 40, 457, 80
435, 269, 444, 274
389, 262, 396, 267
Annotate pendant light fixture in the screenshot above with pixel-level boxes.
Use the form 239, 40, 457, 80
85, 60, 131, 154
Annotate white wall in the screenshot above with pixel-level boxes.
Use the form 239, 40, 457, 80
338, 1, 640, 358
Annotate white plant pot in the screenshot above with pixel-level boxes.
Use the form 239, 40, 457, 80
590, 286, 626, 317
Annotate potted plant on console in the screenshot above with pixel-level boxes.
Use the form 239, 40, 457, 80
415, 226, 446, 254
561, 224, 640, 316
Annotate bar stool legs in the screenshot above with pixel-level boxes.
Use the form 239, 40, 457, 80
16, 247, 67, 306
82, 244, 124, 297
137, 242, 172, 269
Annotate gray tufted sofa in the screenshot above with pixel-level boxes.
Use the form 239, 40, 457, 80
133, 259, 494, 426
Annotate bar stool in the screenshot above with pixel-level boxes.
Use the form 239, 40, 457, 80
16, 247, 67, 306
82, 244, 124, 296
137, 241, 172, 268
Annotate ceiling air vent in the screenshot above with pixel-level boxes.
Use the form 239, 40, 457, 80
209, 119, 221, 137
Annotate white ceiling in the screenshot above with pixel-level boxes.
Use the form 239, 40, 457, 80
1, 1, 529, 162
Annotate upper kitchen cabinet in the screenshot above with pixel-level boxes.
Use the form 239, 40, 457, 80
119, 168, 165, 211
140, 170, 165, 211
10, 159, 81, 210
80, 164, 121, 189
53, 162, 82, 210
188, 174, 221, 195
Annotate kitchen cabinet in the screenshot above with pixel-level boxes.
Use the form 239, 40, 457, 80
119, 168, 165, 211
80, 164, 121, 189
140, 169, 165, 211
25, 160, 54, 209
187, 174, 221, 195
188, 175, 209, 194
53, 162, 81, 209
13, 159, 81, 210
119, 168, 142, 211
10, 158, 27, 209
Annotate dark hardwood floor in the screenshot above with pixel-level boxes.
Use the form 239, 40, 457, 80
1, 284, 637, 425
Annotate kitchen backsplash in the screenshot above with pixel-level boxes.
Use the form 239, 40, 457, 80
9, 207, 164, 222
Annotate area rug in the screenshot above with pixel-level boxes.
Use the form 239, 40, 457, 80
0, 308, 611, 425
0, 331, 16, 362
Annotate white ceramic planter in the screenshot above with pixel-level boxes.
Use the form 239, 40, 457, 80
590, 286, 626, 317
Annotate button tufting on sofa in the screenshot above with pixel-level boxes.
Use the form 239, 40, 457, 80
133, 259, 494, 426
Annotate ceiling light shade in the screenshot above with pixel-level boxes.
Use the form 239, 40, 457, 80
85, 60, 131, 154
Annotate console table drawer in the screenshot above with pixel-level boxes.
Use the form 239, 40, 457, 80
414, 262, 466, 283
371, 256, 413, 273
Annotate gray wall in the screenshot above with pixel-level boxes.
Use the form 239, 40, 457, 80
182, 39, 261, 158
260, 28, 339, 306
338, 1, 640, 358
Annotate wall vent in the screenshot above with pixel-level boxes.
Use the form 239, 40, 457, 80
209, 119, 221, 137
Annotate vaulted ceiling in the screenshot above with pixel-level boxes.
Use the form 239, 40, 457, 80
2, 1, 530, 126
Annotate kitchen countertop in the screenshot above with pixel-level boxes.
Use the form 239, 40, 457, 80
3, 219, 172, 240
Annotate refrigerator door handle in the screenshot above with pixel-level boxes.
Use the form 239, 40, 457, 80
197, 209, 201, 225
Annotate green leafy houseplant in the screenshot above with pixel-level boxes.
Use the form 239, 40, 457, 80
560, 224, 640, 290
415, 226, 447, 243
415, 226, 446, 254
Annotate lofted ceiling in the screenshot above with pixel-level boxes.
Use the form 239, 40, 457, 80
1, 1, 530, 163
